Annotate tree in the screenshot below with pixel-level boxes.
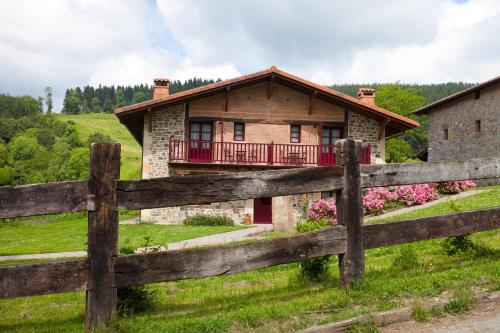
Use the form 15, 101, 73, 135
91, 97, 101, 113
45, 87, 53, 114
62, 89, 82, 114
102, 98, 114, 113
82, 99, 91, 113
132, 91, 147, 103
116, 88, 126, 108
374, 84, 426, 162
37, 96, 44, 113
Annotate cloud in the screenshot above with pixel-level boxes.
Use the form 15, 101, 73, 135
1, 0, 500, 110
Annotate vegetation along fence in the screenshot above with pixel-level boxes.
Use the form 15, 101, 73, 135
1, 139, 499, 331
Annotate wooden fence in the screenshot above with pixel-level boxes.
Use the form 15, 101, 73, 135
1, 139, 500, 331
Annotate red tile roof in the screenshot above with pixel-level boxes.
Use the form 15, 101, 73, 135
115, 66, 419, 144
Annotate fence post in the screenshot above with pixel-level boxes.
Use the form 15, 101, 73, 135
86, 143, 121, 330
335, 139, 364, 287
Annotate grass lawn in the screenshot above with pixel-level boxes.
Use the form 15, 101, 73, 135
0, 188, 498, 332
56, 113, 141, 179
0, 213, 245, 256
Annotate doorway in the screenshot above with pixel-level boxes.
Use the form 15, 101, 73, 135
319, 127, 343, 166
253, 197, 272, 224
188, 122, 213, 162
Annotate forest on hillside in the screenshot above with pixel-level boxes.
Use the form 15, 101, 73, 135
60, 79, 475, 115
0, 79, 477, 186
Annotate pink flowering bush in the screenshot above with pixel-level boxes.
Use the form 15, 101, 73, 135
363, 187, 398, 215
307, 199, 337, 225
437, 180, 476, 195
396, 184, 439, 206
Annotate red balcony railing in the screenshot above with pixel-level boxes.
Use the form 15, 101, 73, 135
168, 139, 371, 166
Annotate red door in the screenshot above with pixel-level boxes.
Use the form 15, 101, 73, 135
254, 197, 272, 224
319, 127, 343, 166
188, 122, 212, 162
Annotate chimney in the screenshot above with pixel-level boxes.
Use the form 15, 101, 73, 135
357, 88, 375, 105
153, 78, 170, 100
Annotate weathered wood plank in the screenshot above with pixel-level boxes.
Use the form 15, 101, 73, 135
363, 207, 500, 249
114, 225, 347, 287
0, 259, 89, 298
116, 166, 344, 210
361, 157, 500, 188
0, 180, 91, 219
336, 139, 364, 287
86, 143, 121, 330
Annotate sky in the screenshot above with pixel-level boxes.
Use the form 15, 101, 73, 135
1, 0, 500, 111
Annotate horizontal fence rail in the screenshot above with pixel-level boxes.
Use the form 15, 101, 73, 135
1, 156, 500, 219
1, 140, 499, 331
2, 206, 499, 299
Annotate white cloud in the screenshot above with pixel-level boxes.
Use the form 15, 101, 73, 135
1, 0, 500, 110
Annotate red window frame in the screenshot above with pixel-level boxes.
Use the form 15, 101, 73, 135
290, 124, 301, 143
234, 122, 245, 141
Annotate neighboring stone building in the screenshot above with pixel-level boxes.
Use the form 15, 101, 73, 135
115, 66, 419, 230
414, 75, 500, 162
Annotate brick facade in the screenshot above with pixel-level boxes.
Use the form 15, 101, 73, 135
427, 84, 500, 162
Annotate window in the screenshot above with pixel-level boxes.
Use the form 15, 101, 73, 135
234, 122, 245, 141
321, 191, 335, 200
475, 119, 481, 133
290, 125, 301, 143
443, 128, 449, 140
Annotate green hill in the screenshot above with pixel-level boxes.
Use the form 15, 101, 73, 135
56, 113, 141, 179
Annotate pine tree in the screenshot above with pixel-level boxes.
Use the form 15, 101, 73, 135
37, 96, 44, 113
115, 88, 126, 108
44, 87, 53, 114
90, 97, 101, 113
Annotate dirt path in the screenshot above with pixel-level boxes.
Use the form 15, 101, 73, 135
381, 300, 500, 333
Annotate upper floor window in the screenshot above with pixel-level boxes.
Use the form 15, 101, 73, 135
234, 122, 245, 141
443, 128, 449, 140
290, 125, 301, 143
475, 119, 481, 133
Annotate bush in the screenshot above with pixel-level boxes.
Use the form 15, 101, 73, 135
183, 214, 234, 226
363, 187, 398, 215
117, 286, 156, 317
442, 234, 474, 255
87, 132, 113, 146
307, 199, 337, 225
437, 180, 476, 195
395, 184, 438, 206
296, 216, 332, 282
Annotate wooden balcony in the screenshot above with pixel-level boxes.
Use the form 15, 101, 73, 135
168, 139, 372, 166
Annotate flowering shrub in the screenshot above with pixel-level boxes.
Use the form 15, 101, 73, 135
307, 199, 337, 225
396, 184, 439, 206
363, 187, 398, 215
437, 181, 476, 195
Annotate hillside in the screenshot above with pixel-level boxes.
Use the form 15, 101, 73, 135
56, 113, 141, 179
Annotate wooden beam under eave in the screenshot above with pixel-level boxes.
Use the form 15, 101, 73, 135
225, 87, 230, 112
308, 90, 317, 115
378, 119, 389, 140
267, 75, 274, 99
147, 108, 152, 133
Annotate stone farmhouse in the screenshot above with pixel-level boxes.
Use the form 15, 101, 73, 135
115, 66, 419, 230
414, 75, 500, 162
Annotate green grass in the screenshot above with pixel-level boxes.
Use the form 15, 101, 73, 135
0, 213, 244, 256
0, 188, 498, 332
56, 113, 141, 179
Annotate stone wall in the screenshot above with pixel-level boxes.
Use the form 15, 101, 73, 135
427, 84, 500, 162
348, 111, 385, 164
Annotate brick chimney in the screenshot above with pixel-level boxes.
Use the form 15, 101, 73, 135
357, 88, 375, 105
153, 78, 170, 100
